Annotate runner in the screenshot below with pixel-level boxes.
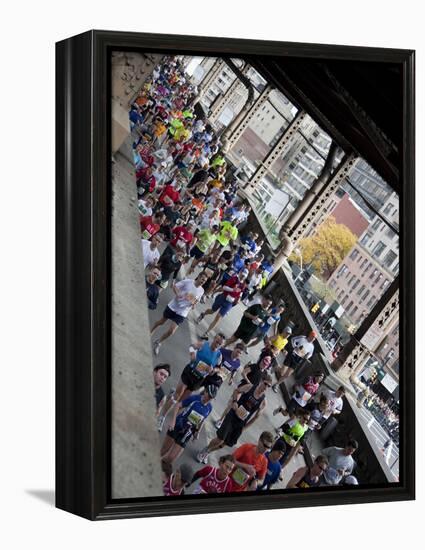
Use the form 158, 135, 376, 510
145, 266, 162, 310
230, 432, 275, 492
225, 295, 272, 347
257, 439, 287, 490
278, 330, 317, 381
140, 211, 166, 240
157, 333, 224, 431
321, 441, 358, 485
162, 463, 194, 497
187, 225, 220, 274
276, 409, 311, 468
197, 269, 248, 337
141, 233, 163, 269
151, 271, 209, 353
212, 217, 239, 253
196, 373, 272, 463
247, 302, 286, 349
189, 455, 236, 494
156, 249, 186, 291
160, 385, 217, 467
286, 455, 329, 489
153, 363, 171, 416
280, 374, 324, 416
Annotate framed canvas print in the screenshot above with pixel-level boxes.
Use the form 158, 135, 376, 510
56, 30, 415, 520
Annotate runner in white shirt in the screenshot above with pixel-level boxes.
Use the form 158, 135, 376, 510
279, 331, 317, 381
141, 233, 163, 268
151, 271, 209, 354
320, 386, 345, 420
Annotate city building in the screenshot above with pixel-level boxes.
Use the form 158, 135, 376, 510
327, 192, 399, 331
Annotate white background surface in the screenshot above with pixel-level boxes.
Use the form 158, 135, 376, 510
0, 1, 422, 548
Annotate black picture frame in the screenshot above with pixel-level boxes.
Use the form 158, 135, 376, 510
56, 29, 415, 520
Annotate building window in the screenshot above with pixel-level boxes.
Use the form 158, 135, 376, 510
361, 289, 370, 302
357, 284, 366, 296
381, 279, 389, 290
360, 233, 372, 246
371, 218, 382, 231
383, 202, 394, 215
337, 264, 348, 277
346, 300, 354, 311
372, 241, 387, 258
352, 279, 360, 290
349, 249, 359, 261
352, 306, 358, 316
383, 250, 398, 269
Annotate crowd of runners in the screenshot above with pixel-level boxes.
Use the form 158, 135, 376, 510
130, 56, 360, 496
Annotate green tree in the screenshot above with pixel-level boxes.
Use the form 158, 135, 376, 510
290, 216, 357, 280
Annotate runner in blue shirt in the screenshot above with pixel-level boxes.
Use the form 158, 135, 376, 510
161, 385, 217, 467
201, 343, 246, 391
257, 439, 287, 490
158, 333, 224, 432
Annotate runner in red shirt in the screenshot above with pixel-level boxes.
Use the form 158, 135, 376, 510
169, 222, 196, 252
197, 269, 248, 337
162, 463, 193, 497
190, 455, 236, 494
159, 183, 181, 208
140, 212, 165, 240
231, 432, 274, 492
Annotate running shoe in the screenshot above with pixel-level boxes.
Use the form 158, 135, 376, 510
196, 449, 209, 464
196, 312, 205, 323
272, 384, 279, 393
153, 340, 161, 356
273, 407, 282, 416
157, 415, 165, 432
215, 419, 223, 429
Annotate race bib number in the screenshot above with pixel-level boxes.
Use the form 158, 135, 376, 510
141, 230, 151, 240
236, 405, 249, 420
176, 239, 187, 249
232, 467, 250, 486
252, 318, 262, 326
187, 409, 204, 428
194, 360, 211, 377
226, 295, 235, 303
300, 390, 312, 403
267, 316, 276, 325
223, 361, 234, 372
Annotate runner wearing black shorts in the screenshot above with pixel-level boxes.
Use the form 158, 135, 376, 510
197, 374, 272, 463
225, 295, 272, 346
